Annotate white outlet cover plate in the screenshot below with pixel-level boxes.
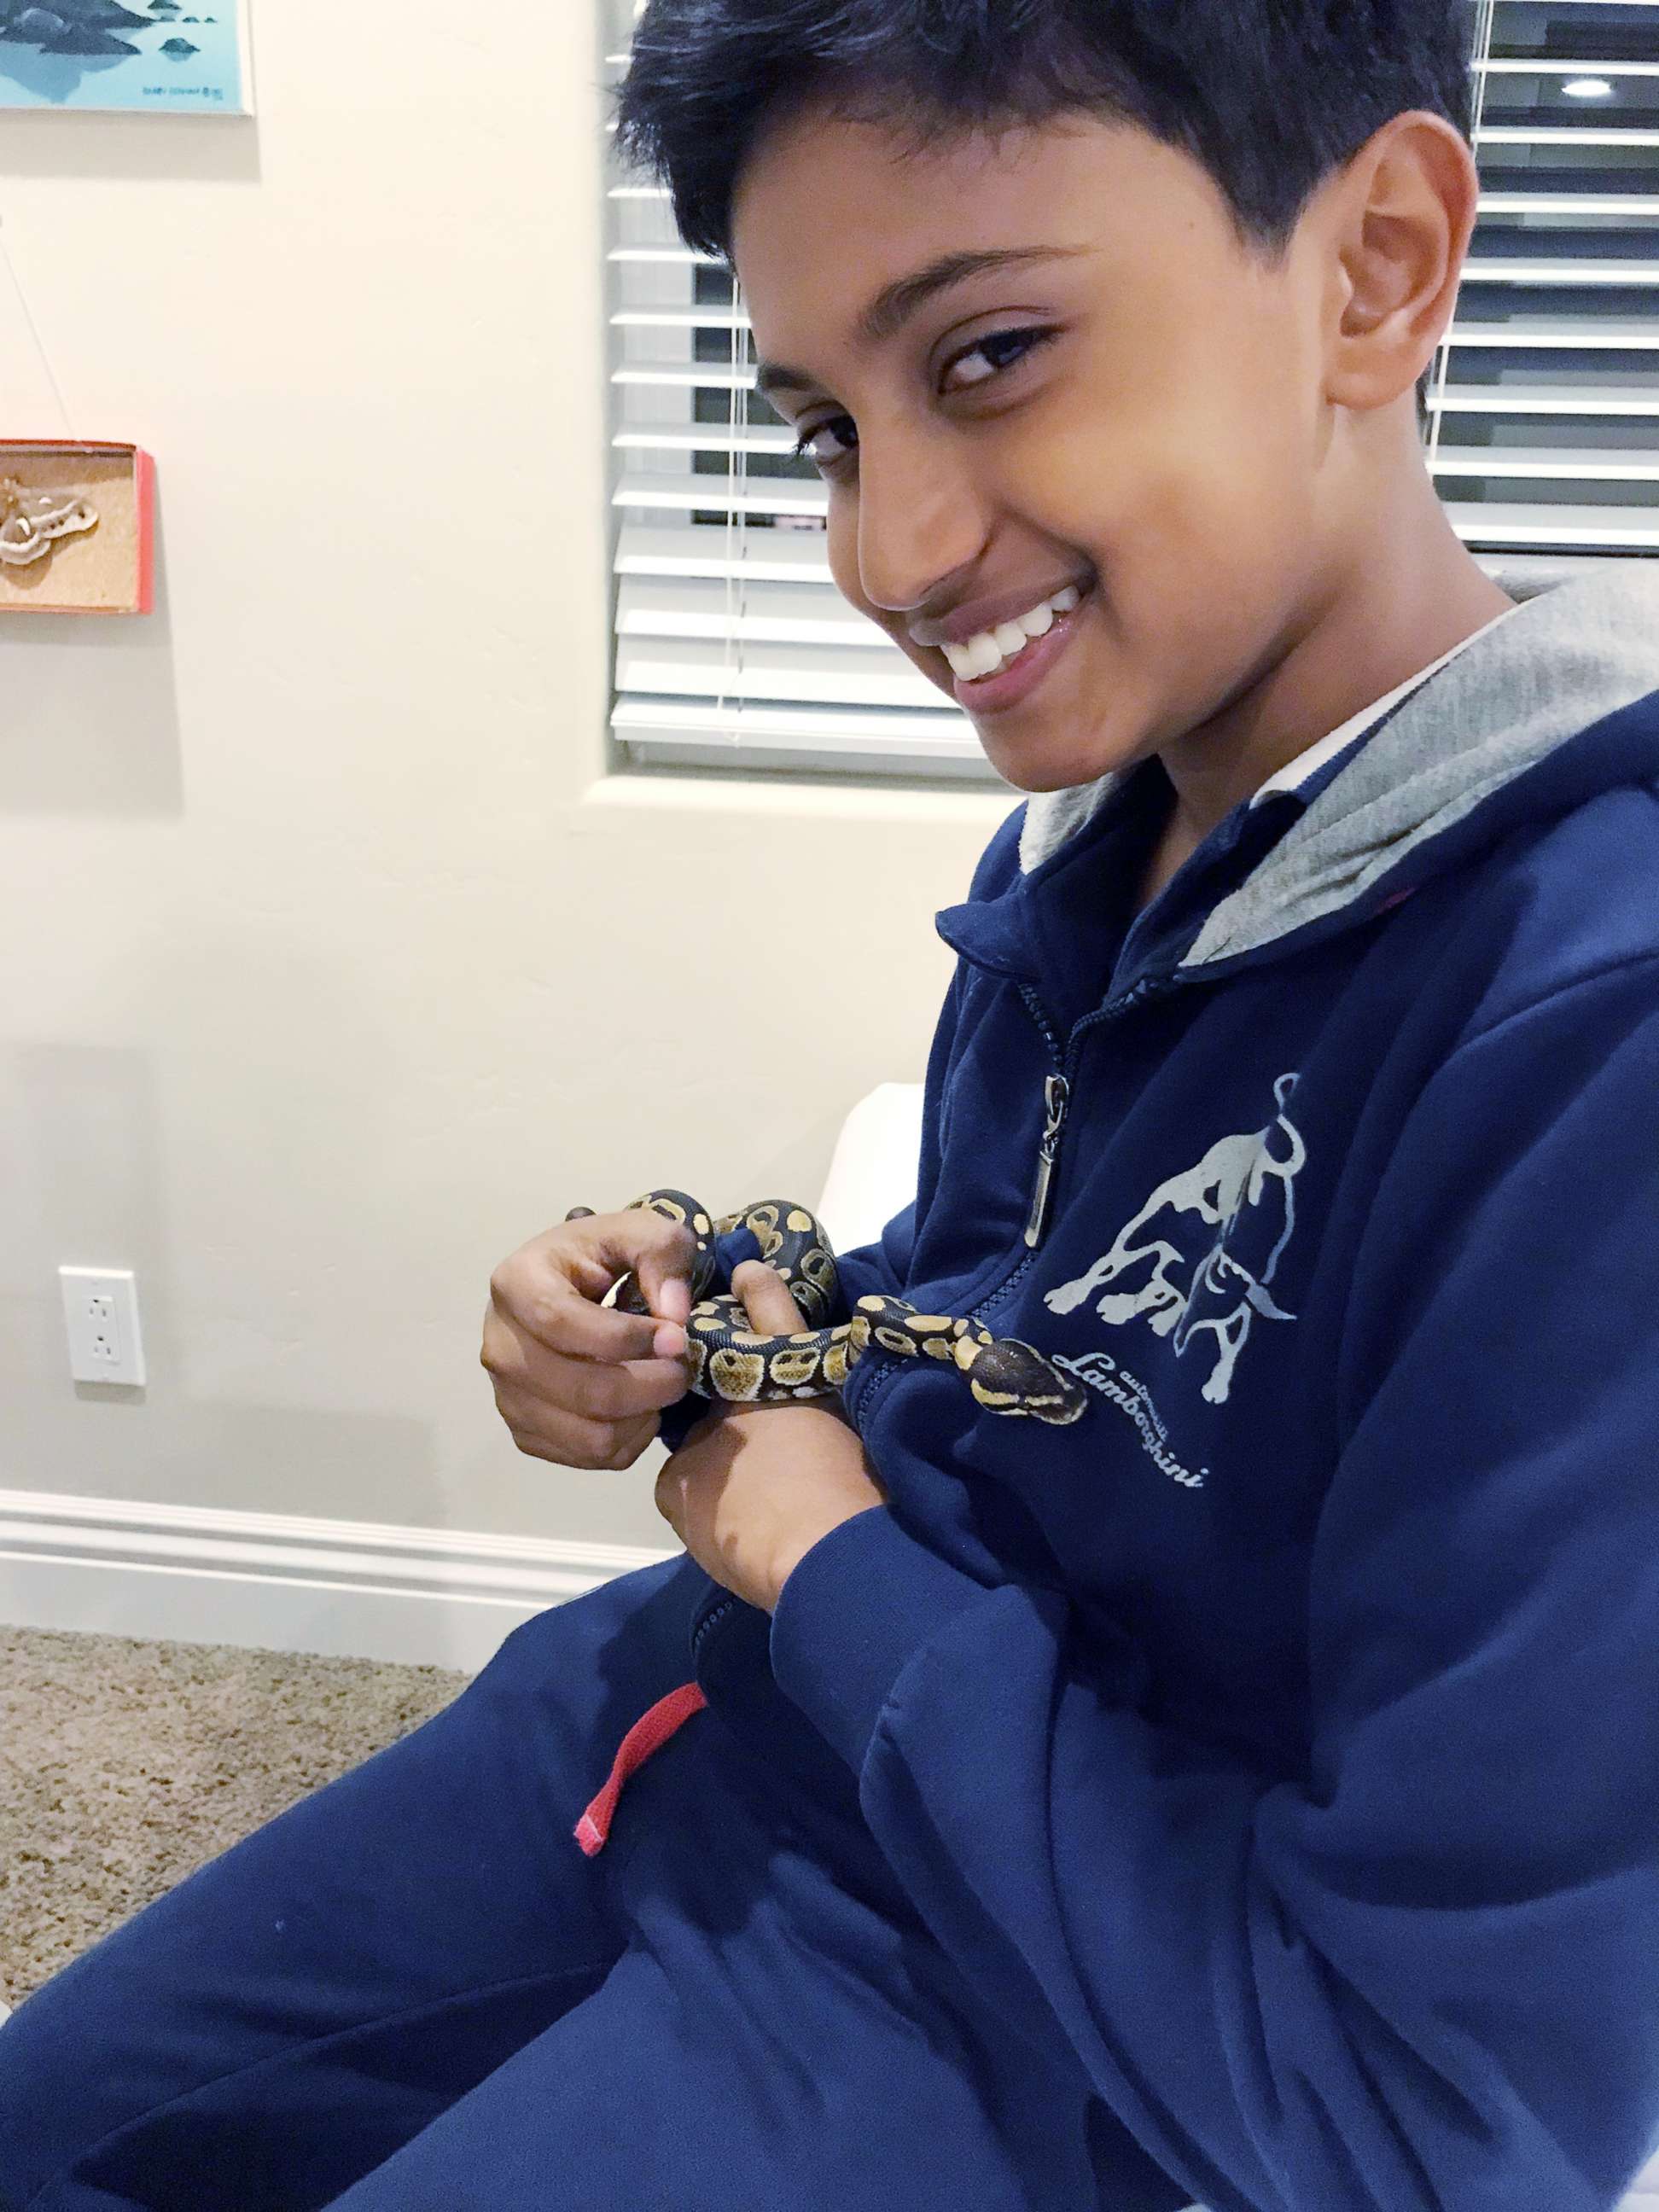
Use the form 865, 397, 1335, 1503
59, 1266, 147, 1387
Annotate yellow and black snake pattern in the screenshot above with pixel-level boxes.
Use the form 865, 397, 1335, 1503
566, 1188, 1086, 1425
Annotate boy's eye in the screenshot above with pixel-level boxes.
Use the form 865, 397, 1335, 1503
940, 324, 1060, 394
786, 325, 1061, 474
788, 418, 855, 470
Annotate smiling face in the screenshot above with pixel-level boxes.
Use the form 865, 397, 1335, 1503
728, 92, 1476, 803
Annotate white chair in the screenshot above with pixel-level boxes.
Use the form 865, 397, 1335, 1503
812, 1080, 927, 1257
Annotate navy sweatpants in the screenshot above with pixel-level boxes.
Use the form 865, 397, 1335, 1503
0, 1553, 1187, 2211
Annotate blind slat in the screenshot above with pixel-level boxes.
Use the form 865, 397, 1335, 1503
1429, 445, 1659, 479
614, 643, 952, 712
1442, 501, 1659, 549
614, 428, 799, 457
1459, 259, 1659, 284
1445, 315, 1659, 346
616, 521, 833, 585
617, 571, 890, 647
1436, 382, 1659, 412
614, 471, 829, 520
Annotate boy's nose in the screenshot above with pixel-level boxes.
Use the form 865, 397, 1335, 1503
850, 445, 989, 622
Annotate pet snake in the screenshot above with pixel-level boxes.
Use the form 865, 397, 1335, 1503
567, 1189, 1086, 1425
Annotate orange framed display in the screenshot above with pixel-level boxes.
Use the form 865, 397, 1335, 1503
0, 441, 155, 616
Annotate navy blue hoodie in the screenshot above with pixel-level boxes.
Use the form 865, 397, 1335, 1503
683, 562, 1659, 2212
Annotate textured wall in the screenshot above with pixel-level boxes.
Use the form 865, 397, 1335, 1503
0, 0, 1013, 1551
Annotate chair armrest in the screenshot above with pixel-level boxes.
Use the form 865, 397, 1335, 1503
813, 1083, 925, 1257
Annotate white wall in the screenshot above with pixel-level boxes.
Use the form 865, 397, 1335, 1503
0, 1, 1014, 1565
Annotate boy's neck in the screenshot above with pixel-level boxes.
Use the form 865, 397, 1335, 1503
1148, 483, 1517, 888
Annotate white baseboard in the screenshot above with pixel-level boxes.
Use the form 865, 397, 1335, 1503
0, 1487, 678, 1677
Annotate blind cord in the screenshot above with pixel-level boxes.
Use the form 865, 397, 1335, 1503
725, 265, 746, 746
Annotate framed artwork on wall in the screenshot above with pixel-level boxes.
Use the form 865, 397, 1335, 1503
0, 441, 155, 614
0, 0, 253, 115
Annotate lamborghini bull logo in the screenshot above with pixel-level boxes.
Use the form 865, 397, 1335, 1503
1045, 1072, 1307, 1406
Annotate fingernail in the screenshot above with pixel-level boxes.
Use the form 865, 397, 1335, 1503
654, 1322, 686, 1359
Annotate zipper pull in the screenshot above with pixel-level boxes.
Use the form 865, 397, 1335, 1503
1022, 1073, 1071, 1249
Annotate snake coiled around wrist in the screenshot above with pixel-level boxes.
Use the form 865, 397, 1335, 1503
567, 1188, 1086, 1426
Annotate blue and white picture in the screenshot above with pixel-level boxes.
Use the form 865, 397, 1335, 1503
0, 0, 252, 113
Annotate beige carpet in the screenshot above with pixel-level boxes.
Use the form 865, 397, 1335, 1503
0, 1624, 472, 2012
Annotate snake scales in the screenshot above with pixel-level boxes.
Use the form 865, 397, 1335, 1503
566, 1188, 1086, 1426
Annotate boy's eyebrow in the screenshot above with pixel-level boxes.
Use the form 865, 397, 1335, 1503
753, 246, 1089, 403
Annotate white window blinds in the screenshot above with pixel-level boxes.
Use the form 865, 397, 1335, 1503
1424, 1, 1659, 568
604, 0, 1657, 782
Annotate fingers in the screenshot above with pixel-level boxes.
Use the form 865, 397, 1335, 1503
483, 1210, 818, 1477
482, 1210, 703, 1470
490, 1208, 696, 1365
501, 1404, 661, 1473
637, 1250, 693, 1327
481, 1309, 687, 1423
731, 1259, 808, 1334
480, 1290, 675, 1469
578, 1210, 699, 1330
499, 1273, 678, 1365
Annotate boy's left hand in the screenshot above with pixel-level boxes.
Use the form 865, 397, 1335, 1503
654, 1260, 889, 1614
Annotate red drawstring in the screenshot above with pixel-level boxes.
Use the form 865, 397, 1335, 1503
573, 1681, 709, 1856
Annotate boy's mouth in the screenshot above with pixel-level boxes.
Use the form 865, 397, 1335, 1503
946, 579, 1094, 714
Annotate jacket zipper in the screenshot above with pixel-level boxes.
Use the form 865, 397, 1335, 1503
1022, 1069, 1071, 1248
846, 969, 1185, 1424
1016, 982, 1068, 1254
1015, 975, 1178, 1254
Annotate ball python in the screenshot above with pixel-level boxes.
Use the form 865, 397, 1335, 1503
566, 1188, 1086, 1425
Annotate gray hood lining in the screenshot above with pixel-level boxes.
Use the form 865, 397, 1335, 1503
1016, 562, 1659, 968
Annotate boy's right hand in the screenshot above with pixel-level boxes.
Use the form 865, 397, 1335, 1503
480, 1208, 698, 1471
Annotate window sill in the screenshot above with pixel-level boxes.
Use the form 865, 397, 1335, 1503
579, 770, 1021, 834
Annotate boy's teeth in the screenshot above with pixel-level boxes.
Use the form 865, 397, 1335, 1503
944, 582, 1086, 681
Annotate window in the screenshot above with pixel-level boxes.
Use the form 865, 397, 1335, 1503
602, 0, 1656, 783
1424, 2, 1659, 572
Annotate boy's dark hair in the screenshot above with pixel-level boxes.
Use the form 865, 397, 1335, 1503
612, 1, 1483, 438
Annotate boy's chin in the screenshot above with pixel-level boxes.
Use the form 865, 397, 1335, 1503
978, 729, 1128, 795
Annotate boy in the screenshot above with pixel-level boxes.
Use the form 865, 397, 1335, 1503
4, 3, 1658, 2208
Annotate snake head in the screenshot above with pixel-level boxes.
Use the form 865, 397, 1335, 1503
964, 1338, 1089, 1424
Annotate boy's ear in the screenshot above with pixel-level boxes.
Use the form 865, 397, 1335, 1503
1324, 110, 1480, 420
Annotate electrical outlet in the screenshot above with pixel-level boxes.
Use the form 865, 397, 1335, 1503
60, 1266, 146, 1387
